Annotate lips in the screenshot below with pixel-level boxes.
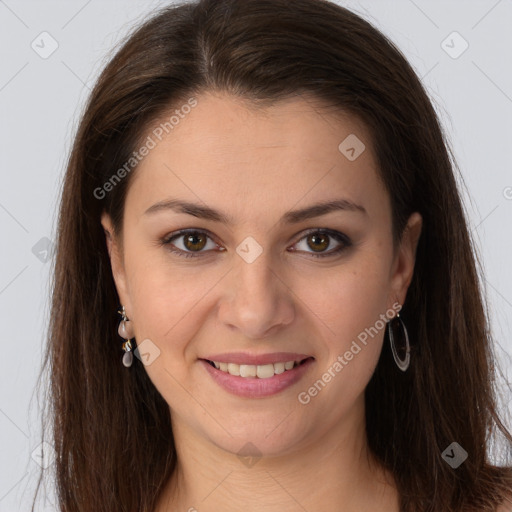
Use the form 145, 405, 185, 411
199, 353, 315, 398
202, 357, 312, 379
201, 352, 313, 366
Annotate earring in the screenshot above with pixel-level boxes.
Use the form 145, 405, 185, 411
387, 312, 410, 372
117, 306, 135, 367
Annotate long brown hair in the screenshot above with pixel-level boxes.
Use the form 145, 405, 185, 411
33, 0, 512, 510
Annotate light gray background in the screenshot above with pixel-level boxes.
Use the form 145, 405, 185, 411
1, 0, 511, 510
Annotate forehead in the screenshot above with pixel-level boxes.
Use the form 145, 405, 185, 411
125, 91, 388, 223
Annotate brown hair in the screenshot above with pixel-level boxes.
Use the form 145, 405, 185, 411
33, 0, 512, 510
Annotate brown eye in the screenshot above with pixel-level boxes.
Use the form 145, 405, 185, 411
182, 232, 207, 251
307, 232, 330, 252
162, 228, 351, 260
162, 230, 218, 258
293, 229, 351, 258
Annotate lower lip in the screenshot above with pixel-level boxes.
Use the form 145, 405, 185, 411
200, 358, 314, 398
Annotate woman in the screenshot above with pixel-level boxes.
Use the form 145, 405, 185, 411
33, 0, 512, 510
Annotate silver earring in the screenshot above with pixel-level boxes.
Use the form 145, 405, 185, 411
387, 312, 410, 372
117, 306, 134, 367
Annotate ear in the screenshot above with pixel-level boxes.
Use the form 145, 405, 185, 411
388, 212, 422, 309
101, 212, 132, 313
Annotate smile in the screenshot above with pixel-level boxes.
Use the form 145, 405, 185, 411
199, 356, 315, 398
205, 358, 311, 378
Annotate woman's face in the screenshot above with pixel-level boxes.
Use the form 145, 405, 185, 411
102, 91, 421, 457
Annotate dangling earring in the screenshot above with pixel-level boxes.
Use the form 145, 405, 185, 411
387, 312, 410, 372
117, 306, 134, 367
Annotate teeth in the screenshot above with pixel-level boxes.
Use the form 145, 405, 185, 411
210, 359, 304, 378
227, 363, 240, 376
274, 362, 285, 374
256, 364, 274, 379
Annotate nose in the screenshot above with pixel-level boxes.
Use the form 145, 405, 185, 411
217, 250, 296, 340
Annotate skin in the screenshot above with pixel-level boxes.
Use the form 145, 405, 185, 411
102, 91, 423, 512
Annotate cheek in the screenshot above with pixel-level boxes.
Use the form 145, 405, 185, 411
305, 256, 390, 341
297, 253, 391, 385
295, 277, 387, 408
123, 243, 228, 366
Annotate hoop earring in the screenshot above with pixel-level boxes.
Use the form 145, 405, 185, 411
117, 306, 135, 367
387, 312, 410, 372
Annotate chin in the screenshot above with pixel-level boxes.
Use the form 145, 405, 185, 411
203, 414, 313, 460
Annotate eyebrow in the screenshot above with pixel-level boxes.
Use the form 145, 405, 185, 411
143, 197, 367, 224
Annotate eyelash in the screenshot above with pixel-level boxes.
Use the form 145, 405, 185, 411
160, 228, 352, 259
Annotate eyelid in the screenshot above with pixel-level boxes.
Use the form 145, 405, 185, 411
292, 227, 350, 253
161, 228, 222, 258
161, 227, 351, 258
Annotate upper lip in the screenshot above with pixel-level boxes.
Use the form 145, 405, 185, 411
201, 352, 313, 365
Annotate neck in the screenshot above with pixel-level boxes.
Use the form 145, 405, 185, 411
154, 399, 399, 511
